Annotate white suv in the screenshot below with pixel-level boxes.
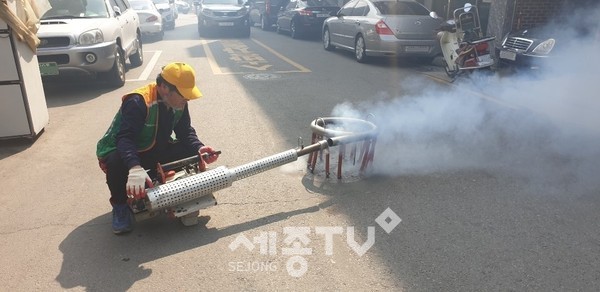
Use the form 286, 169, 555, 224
37, 0, 144, 87
153, 0, 178, 30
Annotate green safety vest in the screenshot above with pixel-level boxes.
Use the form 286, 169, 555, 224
96, 83, 183, 159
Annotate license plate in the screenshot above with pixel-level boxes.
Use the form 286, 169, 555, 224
405, 46, 429, 53
39, 62, 59, 76
499, 50, 517, 61
218, 22, 234, 26
477, 54, 494, 66
317, 13, 330, 17
478, 54, 492, 62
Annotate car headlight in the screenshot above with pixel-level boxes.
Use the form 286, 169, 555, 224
79, 29, 103, 45
531, 38, 555, 55
202, 8, 214, 16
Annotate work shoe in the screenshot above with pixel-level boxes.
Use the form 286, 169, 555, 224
112, 204, 133, 235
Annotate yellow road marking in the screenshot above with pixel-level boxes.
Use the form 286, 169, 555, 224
251, 38, 311, 73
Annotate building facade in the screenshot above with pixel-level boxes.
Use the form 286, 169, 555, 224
418, 0, 594, 47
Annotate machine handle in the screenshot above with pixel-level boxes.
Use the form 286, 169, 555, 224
159, 151, 221, 172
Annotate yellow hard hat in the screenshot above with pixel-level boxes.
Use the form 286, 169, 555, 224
160, 62, 202, 100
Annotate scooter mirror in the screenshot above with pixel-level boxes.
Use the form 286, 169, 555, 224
464, 3, 472, 12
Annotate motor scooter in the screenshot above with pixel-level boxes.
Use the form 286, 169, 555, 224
436, 3, 496, 79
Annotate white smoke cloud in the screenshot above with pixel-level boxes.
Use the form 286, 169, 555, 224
331, 5, 600, 190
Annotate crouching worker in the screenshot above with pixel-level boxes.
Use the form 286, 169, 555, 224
96, 62, 219, 235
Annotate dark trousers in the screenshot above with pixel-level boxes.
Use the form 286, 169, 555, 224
103, 142, 198, 205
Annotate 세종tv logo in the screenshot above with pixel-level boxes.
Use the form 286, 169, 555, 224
228, 208, 401, 277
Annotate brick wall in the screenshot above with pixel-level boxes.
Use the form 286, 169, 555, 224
513, 0, 563, 30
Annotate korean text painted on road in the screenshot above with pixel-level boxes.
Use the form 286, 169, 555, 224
200, 39, 311, 75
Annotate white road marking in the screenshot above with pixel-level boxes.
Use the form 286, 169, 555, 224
200, 39, 224, 74
126, 50, 162, 81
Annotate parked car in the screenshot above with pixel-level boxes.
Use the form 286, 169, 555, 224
497, 1, 600, 71
37, 0, 144, 87
196, 0, 251, 37
131, 0, 165, 40
497, 27, 556, 70
276, 0, 339, 39
248, 0, 288, 30
153, 0, 177, 29
175, 0, 191, 13
497, 24, 600, 70
322, 0, 442, 63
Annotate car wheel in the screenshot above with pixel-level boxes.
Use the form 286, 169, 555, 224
261, 15, 270, 31
157, 30, 164, 41
355, 35, 367, 63
103, 47, 126, 88
290, 20, 299, 39
323, 27, 334, 51
129, 33, 143, 67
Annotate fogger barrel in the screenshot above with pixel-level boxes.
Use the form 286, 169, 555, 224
146, 148, 302, 211
145, 120, 377, 212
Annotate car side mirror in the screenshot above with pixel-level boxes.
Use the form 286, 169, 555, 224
113, 6, 121, 16
429, 11, 439, 19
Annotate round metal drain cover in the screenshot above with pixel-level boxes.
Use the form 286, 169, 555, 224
243, 73, 281, 80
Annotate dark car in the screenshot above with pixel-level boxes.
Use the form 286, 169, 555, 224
248, 0, 288, 30
196, 0, 251, 37
498, 22, 600, 70
497, 27, 556, 70
276, 0, 340, 39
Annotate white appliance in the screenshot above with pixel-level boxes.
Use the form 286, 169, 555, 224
0, 0, 49, 139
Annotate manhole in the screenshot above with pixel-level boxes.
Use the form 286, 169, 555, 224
243, 73, 281, 80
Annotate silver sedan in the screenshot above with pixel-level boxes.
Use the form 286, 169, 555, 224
322, 0, 443, 63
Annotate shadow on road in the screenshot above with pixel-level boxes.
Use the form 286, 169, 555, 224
42, 78, 115, 108
41, 59, 146, 108
55, 198, 336, 290
0, 136, 40, 159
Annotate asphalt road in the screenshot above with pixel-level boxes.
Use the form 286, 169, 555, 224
1, 13, 600, 291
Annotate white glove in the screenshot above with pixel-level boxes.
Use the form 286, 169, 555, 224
126, 166, 152, 199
